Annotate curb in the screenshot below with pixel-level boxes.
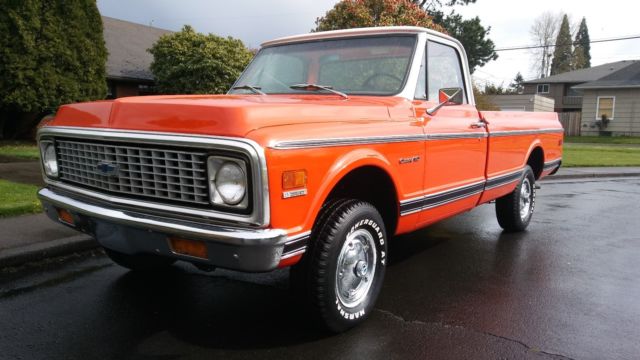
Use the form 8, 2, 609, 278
0, 234, 97, 268
544, 172, 640, 181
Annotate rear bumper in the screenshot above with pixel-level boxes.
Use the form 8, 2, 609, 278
38, 187, 288, 272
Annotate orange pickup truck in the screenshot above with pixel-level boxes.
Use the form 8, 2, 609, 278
37, 26, 562, 332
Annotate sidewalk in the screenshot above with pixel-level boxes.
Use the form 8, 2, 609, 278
0, 164, 639, 268
0, 213, 96, 268
548, 166, 640, 180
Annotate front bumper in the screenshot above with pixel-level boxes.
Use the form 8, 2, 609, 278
38, 187, 288, 272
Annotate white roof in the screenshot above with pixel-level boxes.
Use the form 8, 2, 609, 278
261, 26, 456, 47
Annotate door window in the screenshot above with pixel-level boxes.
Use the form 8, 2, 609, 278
427, 41, 466, 103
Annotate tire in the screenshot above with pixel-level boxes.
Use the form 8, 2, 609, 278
104, 248, 176, 271
495, 165, 536, 232
293, 199, 388, 333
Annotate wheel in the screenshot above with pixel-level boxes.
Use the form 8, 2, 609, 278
495, 165, 536, 232
104, 248, 176, 271
292, 199, 388, 333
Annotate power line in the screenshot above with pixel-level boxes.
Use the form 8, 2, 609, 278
495, 34, 640, 52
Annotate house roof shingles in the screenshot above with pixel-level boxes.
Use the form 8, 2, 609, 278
573, 61, 640, 89
102, 16, 172, 81
523, 60, 638, 85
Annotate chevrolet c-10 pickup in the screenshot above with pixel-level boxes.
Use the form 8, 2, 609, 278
37, 26, 563, 332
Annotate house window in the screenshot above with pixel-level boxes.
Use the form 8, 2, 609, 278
537, 84, 549, 94
596, 96, 615, 120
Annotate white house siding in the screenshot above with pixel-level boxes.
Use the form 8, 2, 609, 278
581, 89, 640, 136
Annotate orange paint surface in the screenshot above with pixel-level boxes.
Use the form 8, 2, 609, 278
47, 92, 563, 269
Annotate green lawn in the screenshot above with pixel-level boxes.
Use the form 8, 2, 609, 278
562, 144, 640, 167
0, 141, 39, 160
565, 136, 640, 145
0, 179, 42, 217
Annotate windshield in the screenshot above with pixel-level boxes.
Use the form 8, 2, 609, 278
229, 35, 417, 96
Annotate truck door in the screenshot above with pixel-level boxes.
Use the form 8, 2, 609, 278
410, 40, 488, 227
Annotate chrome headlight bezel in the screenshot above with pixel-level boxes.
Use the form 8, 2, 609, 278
207, 155, 250, 211
39, 140, 59, 178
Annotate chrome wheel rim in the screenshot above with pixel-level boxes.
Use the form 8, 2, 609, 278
335, 228, 377, 308
519, 178, 532, 220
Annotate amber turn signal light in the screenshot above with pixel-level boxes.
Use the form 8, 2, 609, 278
169, 237, 208, 259
57, 208, 75, 226
282, 170, 307, 190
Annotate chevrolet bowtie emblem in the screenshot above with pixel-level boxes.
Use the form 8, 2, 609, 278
96, 161, 119, 177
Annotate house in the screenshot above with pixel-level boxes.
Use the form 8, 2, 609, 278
102, 16, 172, 98
572, 61, 640, 136
486, 94, 554, 112
522, 61, 636, 113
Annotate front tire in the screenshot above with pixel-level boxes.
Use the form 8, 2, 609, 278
104, 248, 176, 271
293, 199, 387, 333
495, 165, 536, 232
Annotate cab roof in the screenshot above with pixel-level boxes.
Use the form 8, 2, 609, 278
261, 26, 457, 47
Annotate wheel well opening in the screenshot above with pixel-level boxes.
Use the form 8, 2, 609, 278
527, 147, 544, 179
326, 166, 398, 236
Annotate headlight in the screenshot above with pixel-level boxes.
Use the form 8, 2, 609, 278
208, 156, 248, 209
216, 162, 246, 205
40, 141, 58, 177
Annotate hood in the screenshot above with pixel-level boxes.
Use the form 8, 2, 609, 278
50, 94, 405, 138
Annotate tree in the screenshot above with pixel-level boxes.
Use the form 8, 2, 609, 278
314, 0, 446, 33
572, 17, 591, 69
431, 11, 497, 72
413, 0, 476, 11
529, 12, 560, 78
411, 0, 496, 73
473, 85, 499, 111
314, 1, 496, 73
482, 82, 505, 95
550, 14, 572, 75
149, 25, 253, 95
508, 72, 524, 94
0, 0, 107, 138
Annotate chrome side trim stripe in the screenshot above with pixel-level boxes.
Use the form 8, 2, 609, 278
272, 134, 426, 149
282, 231, 311, 258
400, 168, 528, 216
272, 128, 562, 149
400, 180, 486, 216
543, 158, 562, 170
428, 132, 488, 140
484, 169, 523, 190
489, 128, 564, 137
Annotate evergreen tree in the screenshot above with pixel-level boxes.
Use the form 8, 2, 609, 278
509, 72, 524, 94
550, 14, 572, 75
572, 17, 591, 69
0, 0, 107, 138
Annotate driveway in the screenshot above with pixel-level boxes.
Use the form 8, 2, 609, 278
1, 177, 639, 359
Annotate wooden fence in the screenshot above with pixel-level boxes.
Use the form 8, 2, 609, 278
558, 112, 582, 136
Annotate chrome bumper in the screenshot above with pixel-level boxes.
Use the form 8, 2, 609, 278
38, 187, 288, 272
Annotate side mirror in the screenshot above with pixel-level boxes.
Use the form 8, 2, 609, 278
427, 87, 464, 116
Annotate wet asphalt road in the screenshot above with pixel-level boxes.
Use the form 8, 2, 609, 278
1, 177, 639, 360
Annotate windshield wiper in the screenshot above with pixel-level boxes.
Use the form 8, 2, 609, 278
231, 85, 266, 95
289, 83, 348, 99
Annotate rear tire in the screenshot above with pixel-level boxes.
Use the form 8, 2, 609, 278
104, 248, 175, 271
292, 199, 387, 333
495, 165, 536, 232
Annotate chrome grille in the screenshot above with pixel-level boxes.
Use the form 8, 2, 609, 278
56, 139, 209, 205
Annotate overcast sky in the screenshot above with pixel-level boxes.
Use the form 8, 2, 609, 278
97, 0, 640, 86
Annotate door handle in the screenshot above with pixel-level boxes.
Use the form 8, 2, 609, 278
469, 121, 486, 129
